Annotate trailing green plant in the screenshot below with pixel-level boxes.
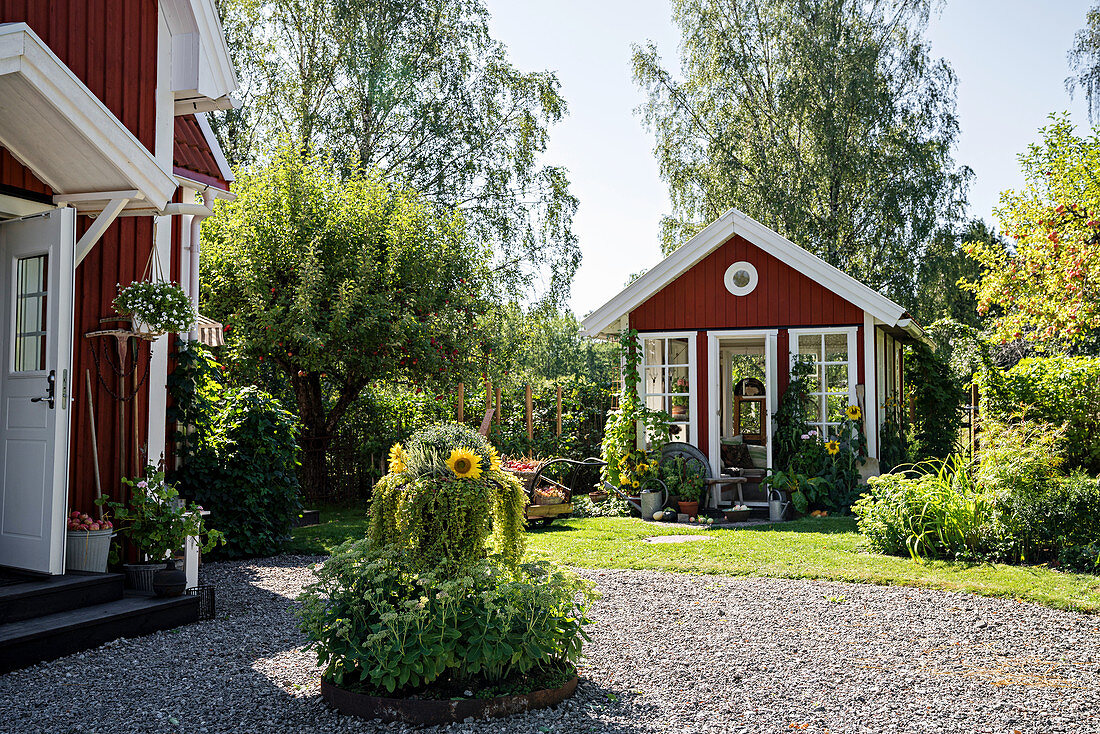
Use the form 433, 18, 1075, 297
763, 469, 828, 515
600, 329, 671, 488
904, 341, 964, 462
176, 386, 301, 558
98, 467, 224, 562
980, 356, 1100, 474
367, 423, 527, 569
772, 358, 815, 472
298, 540, 597, 694
877, 394, 909, 473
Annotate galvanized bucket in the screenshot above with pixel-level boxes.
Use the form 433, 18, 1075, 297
64, 529, 114, 573
640, 488, 666, 519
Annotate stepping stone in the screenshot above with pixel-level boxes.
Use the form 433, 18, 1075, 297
642, 535, 711, 544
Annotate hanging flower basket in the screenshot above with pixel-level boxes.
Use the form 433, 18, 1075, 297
113, 280, 195, 339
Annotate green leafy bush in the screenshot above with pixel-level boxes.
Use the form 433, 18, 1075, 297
981, 356, 1100, 474
994, 473, 1100, 565
300, 422, 595, 697
179, 386, 301, 558
904, 341, 964, 462
298, 540, 596, 694
171, 343, 301, 559
854, 457, 995, 561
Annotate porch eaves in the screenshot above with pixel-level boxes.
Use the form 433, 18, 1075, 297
0, 23, 177, 211
580, 208, 910, 338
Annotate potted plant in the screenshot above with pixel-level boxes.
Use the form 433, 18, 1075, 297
113, 280, 195, 340
670, 376, 689, 420
98, 467, 223, 595
65, 511, 114, 573
662, 455, 706, 516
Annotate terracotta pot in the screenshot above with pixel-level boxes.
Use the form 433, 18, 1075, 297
678, 500, 699, 517
670, 404, 688, 419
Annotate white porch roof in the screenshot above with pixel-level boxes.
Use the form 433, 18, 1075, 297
0, 23, 177, 213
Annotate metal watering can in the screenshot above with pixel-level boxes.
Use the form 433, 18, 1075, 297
768, 488, 790, 522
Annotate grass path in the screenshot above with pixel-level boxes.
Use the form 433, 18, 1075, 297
288, 508, 1100, 613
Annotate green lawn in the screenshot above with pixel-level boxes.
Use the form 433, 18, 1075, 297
288, 507, 1100, 613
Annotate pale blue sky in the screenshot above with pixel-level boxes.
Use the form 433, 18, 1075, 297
484, 1, 1094, 317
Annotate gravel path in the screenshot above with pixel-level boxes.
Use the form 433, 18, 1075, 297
1, 557, 1098, 733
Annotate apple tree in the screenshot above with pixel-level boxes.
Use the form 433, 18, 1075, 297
965, 114, 1100, 348
201, 145, 491, 498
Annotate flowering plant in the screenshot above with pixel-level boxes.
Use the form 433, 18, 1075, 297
67, 511, 112, 532
113, 280, 195, 334
97, 466, 223, 562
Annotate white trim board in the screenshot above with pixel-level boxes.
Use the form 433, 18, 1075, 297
0, 23, 177, 209
580, 207, 916, 338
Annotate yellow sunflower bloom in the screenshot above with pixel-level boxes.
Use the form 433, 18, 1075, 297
825, 440, 840, 455
487, 447, 502, 472
447, 448, 483, 479
631, 479, 640, 488
389, 443, 409, 474
845, 405, 862, 421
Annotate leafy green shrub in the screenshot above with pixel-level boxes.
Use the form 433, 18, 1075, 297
300, 422, 596, 697
981, 356, 1100, 474
772, 358, 815, 472
994, 473, 1100, 565
854, 457, 997, 561
179, 386, 301, 558
570, 494, 632, 518
299, 540, 596, 694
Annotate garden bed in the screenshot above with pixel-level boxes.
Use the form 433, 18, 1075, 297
320, 662, 578, 725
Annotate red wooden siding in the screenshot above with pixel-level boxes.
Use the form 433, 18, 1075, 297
629, 234, 863, 331
0, 1, 161, 513
0, 149, 51, 198
173, 114, 228, 188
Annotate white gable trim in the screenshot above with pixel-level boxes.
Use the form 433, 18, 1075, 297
195, 112, 235, 184
581, 208, 910, 337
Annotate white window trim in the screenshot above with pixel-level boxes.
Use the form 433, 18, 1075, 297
787, 326, 859, 437
723, 261, 758, 296
635, 331, 697, 450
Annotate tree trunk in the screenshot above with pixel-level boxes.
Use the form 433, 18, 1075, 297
294, 373, 330, 503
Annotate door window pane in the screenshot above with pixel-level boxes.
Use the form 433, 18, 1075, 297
14, 255, 48, 372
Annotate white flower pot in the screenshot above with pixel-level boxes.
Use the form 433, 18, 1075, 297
131, 316, 166, 341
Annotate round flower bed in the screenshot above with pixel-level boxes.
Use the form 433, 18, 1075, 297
298, 423, 596, 724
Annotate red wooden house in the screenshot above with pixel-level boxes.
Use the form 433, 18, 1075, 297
0, 1, 237, 577
581, 208, 921, 497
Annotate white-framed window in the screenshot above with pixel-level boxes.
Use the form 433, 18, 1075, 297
788, 327, 858, 436
723, 261, 758, 296
639, 332, 697, 446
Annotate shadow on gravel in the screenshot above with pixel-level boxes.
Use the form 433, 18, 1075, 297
545, 680, 660, 733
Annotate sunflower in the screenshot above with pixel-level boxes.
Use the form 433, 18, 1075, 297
487, 446, 502, 472
388, 443, 408, 474
825, 440, 840, 455
447, 448, 483, 479
845, 405, 862, 421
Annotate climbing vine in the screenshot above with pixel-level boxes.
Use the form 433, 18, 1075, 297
600, 329, 670, 488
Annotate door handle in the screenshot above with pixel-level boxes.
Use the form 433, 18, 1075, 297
30, 369, 55, 409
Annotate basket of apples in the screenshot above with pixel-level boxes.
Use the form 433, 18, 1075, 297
501, 457, 541, 487
65, 511, 115, 573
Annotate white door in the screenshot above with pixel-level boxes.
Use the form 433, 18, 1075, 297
0, 208, 76, 575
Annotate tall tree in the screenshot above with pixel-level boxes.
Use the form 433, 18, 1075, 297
912, 219, 1004, 329
210, 0, 578, 304
1068, 3, 1100, 123
201, 145, 491, 498
632, 0, 969, 308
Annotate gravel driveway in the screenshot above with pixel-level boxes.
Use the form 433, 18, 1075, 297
1, 556, 1098, 734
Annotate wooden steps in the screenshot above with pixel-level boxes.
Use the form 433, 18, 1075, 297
0, 572, 198, 673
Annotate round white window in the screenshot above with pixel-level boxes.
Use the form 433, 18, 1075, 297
723, 261, 758, 296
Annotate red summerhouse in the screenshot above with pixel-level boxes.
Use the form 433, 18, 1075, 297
581, 208, 921, 492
